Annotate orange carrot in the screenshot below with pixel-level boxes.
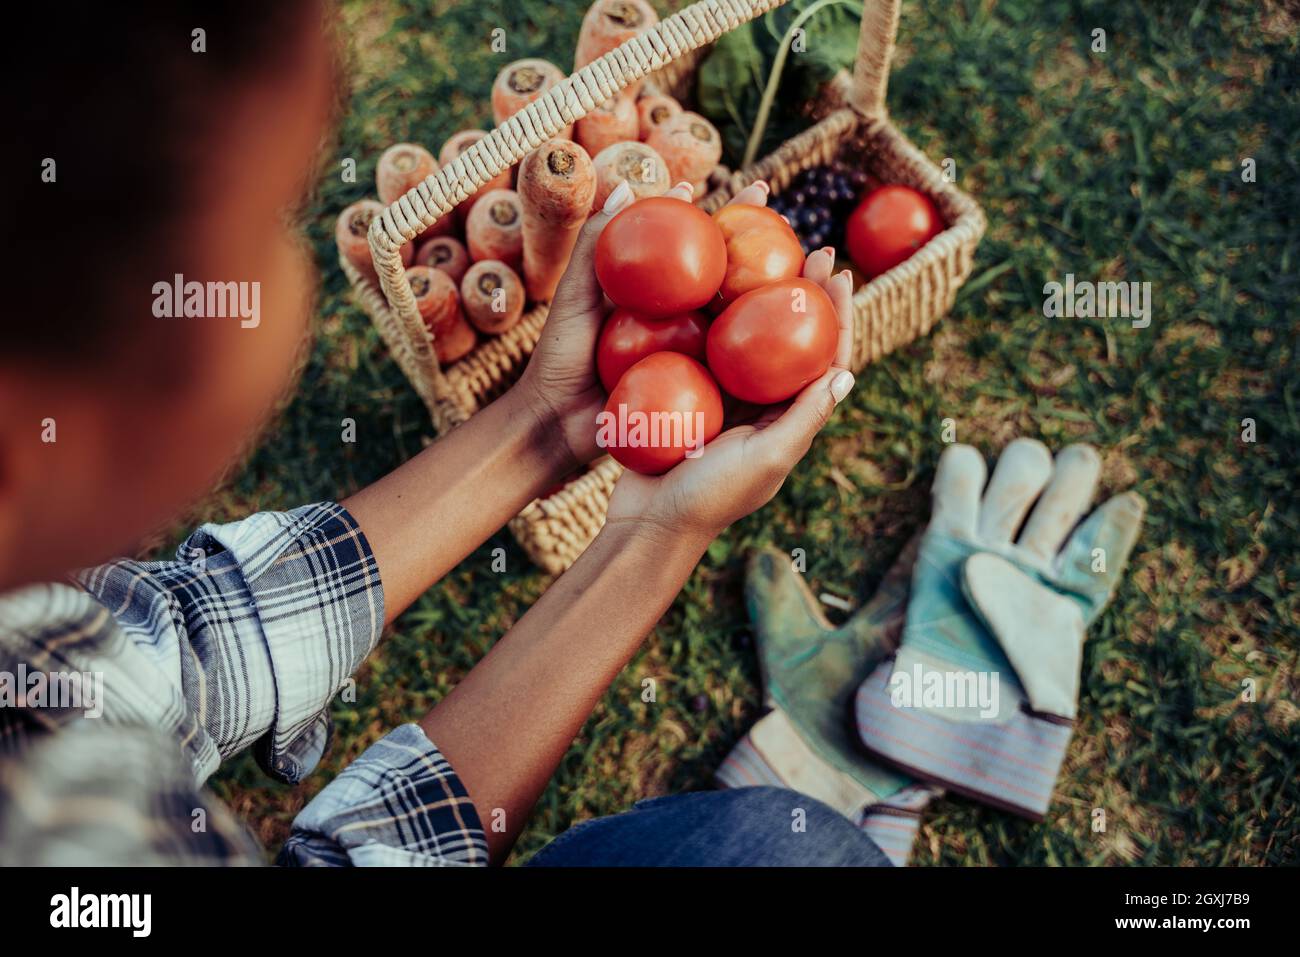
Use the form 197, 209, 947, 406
492, 59, 572, 139
406, 265, 477, 364
465, 188, 524, 269
376, 143, 436, 204
644, 111, 722, 197
376, 142, 454, 242
636, 93, 681, 141
575, 0, 659, 97
576, 94, 639, 158
591, 141, 669, 211
517, 138, 597, 302
336, 200, 413, 287
415, 235, 470, 285
460, 260, 526, 335
439, 129, 514, 224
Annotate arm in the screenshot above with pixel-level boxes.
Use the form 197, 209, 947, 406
418, 518, 710, 861
342, 181, 857, 864
340, 384, 573, 626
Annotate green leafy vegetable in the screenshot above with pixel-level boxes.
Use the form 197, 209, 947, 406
697, 0, 863, 167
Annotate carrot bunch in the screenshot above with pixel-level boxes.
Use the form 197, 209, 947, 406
335, 0, 731, 379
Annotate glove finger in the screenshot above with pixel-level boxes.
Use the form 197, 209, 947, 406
1054, 491, 1146, 618
745, 548, 834, 686
976, 438, 1053, 545
852, 531, 922, 650
1019, 444, 1102, 560
962, 553, 1085, 719
930, 444, 986, 539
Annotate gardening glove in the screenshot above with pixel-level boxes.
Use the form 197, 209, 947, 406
854, 438, 1145, 819
716, 538, 940, 866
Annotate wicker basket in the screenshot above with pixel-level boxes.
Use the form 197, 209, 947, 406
349, 0, 984, 575
700, 0, 986, 369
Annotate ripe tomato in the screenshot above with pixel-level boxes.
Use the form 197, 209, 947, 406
712, 203, 804, 305
706, 277, 839, 405
598, 352, 724, 475
595, 196, 727, 318
845, 184, 943, 278
595, 308, 709, 393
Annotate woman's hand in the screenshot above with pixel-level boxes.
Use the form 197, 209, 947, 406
605, 245, 856, 541
515, 178, 773, 472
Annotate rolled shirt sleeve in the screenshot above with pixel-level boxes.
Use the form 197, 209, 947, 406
76, 502, 384, 784
279, 723, 488, 867
3, 503, 487, 865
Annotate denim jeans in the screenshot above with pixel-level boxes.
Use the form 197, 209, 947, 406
526, 786, 893, 867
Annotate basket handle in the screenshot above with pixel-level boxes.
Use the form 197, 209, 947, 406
848, 0, 900, 122
368, 0, 790, 390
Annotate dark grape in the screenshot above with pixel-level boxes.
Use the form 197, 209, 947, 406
771, 160, 874, 255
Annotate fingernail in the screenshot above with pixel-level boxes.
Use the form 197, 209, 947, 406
673, 180, 693, 193
838, 269, 853, 285
603, 180, 633, 216
754, 179, 770, 194
820, 246, 834, 259
830, 370, 855, 403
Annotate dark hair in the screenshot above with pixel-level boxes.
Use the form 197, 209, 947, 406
5, 1, 326, 366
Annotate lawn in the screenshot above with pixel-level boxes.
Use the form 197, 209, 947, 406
188, 0, 1298, 865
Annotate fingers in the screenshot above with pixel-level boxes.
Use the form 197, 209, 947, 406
547, 179, 636, 319
827, 269, 854, 370
726, 179, 770, 208
663, 180, 696, 202
1019, 444, 1101, 560
930, 444, 987, 539
800, 249, 852, 369
975, 437, 1053, 545
802, 247, 835, 286
854, 530, 923, 648
747, 368, 854, 470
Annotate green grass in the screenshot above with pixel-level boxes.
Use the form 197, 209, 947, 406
192, 0, 1298, 865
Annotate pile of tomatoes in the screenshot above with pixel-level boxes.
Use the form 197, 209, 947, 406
592, 196, 839, 474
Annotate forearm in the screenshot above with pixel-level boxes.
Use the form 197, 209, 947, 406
419, 518, 711, 862
341, 384, 573, 625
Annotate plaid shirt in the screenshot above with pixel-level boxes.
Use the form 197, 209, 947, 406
0, 503, 487, 866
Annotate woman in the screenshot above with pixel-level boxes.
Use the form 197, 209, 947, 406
0, 1, 882, 865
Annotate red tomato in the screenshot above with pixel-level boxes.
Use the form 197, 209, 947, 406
598, 352, 724, 475
594, 196, 727, 318
712, 203, 804, 305
845, 184, 943, 278
706, 277, 839, 405
595, 308, 709, 393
